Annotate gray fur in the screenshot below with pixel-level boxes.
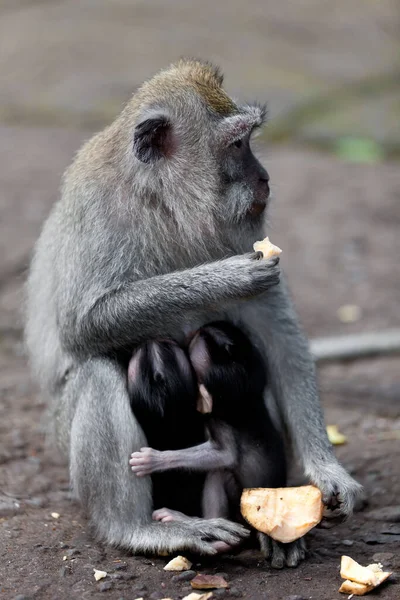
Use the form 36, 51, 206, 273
25, 59, 362, 557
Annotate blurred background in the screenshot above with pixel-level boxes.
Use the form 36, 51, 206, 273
0, 1, 399, 598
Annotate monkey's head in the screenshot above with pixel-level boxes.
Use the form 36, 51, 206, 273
189, 321, 268, 419
122, 59, 270, 236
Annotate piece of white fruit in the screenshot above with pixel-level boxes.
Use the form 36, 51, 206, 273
340, 556, 378, 586
93, 569, 107, 581
182, 593, 213, 600
338, 556, 392, 596
253, 237, 282, 259
163, 555, 192, 571
240, 485, 323, 543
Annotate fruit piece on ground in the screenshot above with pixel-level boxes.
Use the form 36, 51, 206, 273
191, 575, 229, 589
164, 555, 192, 571
338, 556, 392, 595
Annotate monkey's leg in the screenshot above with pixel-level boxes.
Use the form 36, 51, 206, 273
130, 441, 236, 476
258, 534, 307, 569
241, 277, 363, 523
202, 471, 230, 519
67, 357, 249, 555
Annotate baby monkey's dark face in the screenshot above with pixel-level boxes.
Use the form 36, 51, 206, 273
189, 322, 267, 419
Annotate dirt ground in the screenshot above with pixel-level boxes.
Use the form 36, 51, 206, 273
0, 1, 400, 599
1, 142, 399, 600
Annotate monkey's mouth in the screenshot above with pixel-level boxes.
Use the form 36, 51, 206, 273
248, 200, 267, 218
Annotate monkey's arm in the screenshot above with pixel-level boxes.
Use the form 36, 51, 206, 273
61, 255, 280, 356
129, 440, 237, 477
241, 276, 363, 519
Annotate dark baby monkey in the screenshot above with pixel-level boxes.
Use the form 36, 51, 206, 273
130, 322, 304, 567
127, 339, 206, 517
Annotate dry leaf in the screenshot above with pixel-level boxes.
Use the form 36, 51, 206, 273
253, 237, 282, 259
241, 485, 323, 543
93, 569, 107, 581
327, 425, 347, 445
182, 593, 213, 600
163, 555, 192, 571
191, 575, 229, 589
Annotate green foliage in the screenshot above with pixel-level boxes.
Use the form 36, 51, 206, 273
334, 137, 384, 163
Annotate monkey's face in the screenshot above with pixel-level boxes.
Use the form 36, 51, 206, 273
217, 116, 270, 227
130, 60, 269, 237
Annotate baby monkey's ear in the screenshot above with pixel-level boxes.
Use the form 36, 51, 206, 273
133, 111, 174, 164
197, 384, 213, 414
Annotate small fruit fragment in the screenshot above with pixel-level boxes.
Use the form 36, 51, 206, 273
191, 575, 229, 589
327, 425, 347, 445
182, 593, 213, 600
337, 304, 362, 323
240, 485, 323, 543
253, 237, 282, 259
338, 556, 392, 595
338, 580, 371, 595
340, 556, 377, 585
163, 555, 192, 571
93, 569, 107, 581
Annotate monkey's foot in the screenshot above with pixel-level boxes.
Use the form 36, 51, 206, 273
306, 461, 364, 527
258, 533, 306, 569
153, 509, 249, 553
153, 508, 189, 523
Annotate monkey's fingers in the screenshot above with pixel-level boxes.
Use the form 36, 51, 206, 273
129, 454, 153, 476
130, 465, 152, 477
187, 518, 250, 548
211, 541, 232, 553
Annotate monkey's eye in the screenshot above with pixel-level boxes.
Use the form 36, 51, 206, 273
233, 139, 243, 149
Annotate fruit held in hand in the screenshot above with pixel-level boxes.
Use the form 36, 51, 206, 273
253, 237, 282, 259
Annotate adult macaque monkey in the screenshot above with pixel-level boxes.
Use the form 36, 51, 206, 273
25, 59, 362, 563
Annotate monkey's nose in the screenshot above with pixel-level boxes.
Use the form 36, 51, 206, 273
258, 177, 270, 199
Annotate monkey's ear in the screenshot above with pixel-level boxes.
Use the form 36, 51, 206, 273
197, 384, 213, 414
133, 114, 173, 164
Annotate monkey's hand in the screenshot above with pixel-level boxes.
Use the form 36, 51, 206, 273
223, 253, 280, 299
307, 461, 364, 527
130, 447, 168, 476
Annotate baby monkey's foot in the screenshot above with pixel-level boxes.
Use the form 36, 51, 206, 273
152, 508, 189, 523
